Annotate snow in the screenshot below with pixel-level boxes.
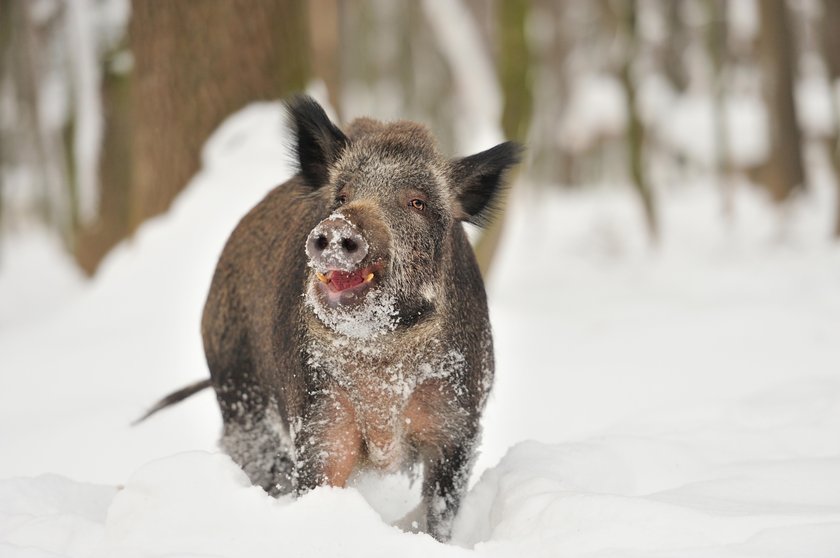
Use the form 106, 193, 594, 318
306, 284, 400, 339
0, 228, 85, 330
1, 101, 840, 557
653, 91, 769, 168
560, 73, 626, 152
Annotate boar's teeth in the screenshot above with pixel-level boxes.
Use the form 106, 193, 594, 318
316, 272, 330, 284
365, 273, 375, 283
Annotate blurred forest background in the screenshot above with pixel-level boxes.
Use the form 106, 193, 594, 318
1, 0, 839, 277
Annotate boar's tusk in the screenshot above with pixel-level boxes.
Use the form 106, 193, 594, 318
316, 272, 330, 284
365, 273, 375, 283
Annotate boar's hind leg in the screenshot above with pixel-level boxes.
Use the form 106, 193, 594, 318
422, 438, 475, 542
208, 323, 294, 495
215, 370, 294, 496
220, 408, 295, 497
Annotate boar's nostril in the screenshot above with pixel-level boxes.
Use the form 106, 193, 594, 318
341, 237, 358, 253
315, 234, 329, 251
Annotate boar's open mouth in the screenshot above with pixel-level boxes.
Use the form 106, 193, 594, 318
312, 262, 384, 307
316, 267, 375, 292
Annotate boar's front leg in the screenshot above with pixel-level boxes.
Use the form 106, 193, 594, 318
294, 387, 363, 491
422, 436, 476, 542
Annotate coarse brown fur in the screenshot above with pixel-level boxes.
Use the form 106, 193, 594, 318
147, 96, 521, 541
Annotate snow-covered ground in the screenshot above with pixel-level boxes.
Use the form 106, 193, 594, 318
1, 102, 839, 557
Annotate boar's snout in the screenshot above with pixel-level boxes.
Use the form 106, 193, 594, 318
306, 214, 369, 272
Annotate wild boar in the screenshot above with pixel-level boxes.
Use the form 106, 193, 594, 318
141, 96, 521, 541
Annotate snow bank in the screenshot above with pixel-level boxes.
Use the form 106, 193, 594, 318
0, 102, 292, 484
1, 101, 839, 557
104, 452, 458, 558
1, 452, 464, 558
455, 378, 840, 556
0, 228, 85, 330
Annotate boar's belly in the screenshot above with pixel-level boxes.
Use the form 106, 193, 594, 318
349, 378, 463, 472
314, 378, 460, 475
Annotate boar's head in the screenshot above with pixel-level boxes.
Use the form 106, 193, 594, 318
287, 96, 522, 339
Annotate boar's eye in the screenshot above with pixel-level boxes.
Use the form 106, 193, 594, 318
336, 194, 347, 205
409, 199, 426, 212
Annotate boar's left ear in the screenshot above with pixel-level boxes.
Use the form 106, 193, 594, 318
451, 141, 524, 226
285, 95, 349, 189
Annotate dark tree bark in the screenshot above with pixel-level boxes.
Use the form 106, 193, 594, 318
821, 0, 840, 237
473, 0, 533, 278
308, 0, 342, 118
706, 0, 733, 218
75, 0, 309, 274
757, 0, 806, 202
2, 1, 69, 234
128, 0, 308, 229
0, 0, 11, 234
662, 0, 689, 93
497, 0, 534, 143
617, 0, 658, 242
528, 0, 570, 187
74, 41, 133, 274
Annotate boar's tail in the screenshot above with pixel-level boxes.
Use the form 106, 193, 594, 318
132, 378, 213, 425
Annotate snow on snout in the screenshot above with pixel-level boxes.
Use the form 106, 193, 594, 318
305, 212, 369, 272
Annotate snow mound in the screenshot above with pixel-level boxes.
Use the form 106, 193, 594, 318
0, 475, 114, 558
0, 228, 85, 330
0, 102, 292, 485
454, 378, 840, 556
1, 452, 466, 558
105, 452, 457, 558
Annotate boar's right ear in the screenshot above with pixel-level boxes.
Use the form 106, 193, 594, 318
285, 95, 348, 189
451, 141, 523, 226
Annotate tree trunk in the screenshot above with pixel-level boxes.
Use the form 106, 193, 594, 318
757, 0, 805, 202
473, 0, 533, 278
0, 0, 12, 236
75, 0, 310, 274
822, 0, 840, 238
706, 0, 733, 218
617, 0, 658, 243
3, 0, 72, 238
662, 0, 689, 93
128, 0, 308, 229
74, 40, 134, 274
527, 0, 569, 187
308, 0, 342, 117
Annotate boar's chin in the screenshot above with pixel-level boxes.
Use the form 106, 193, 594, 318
305, 280, 400, 339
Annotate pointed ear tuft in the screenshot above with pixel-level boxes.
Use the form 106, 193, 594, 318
285, 95, 348, 189
451, 142, 524, 227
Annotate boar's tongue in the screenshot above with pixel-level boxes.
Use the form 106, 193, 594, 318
329, 269, 365, 292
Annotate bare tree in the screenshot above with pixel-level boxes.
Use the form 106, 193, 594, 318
706, 0, 734, 218
615, 0, 658, 242
661, 0, 689, 93
821, 0, 840, 237
756, 0, 806, 202
528, 0, 570, 187
309, 0, 342, 118
473, 0, 533, 277
0, 0, 11, 234
0, 1, 73, 239
75, 34, 133, 274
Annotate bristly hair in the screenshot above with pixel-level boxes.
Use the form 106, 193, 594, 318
451, 141, 524, 228
284, 95, 348, 189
